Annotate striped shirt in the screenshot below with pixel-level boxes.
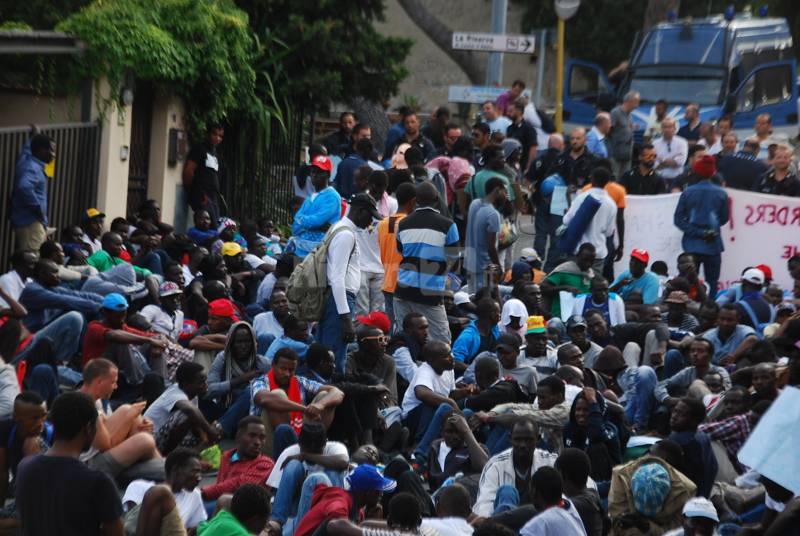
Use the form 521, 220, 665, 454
395, 207, 460, 305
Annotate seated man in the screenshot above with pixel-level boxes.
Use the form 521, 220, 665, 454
667, 397, 718, 497
471, 419, 549, 522
0, 250, 36, 308
38, 239, 98, 285
555, 448, 606, 536
701, 304, 758, 366
122, 447, 207, 534
186, 297, 238, 371
265, 314, 311, 362
401, 341, 472, 463
592, 345, 658, 434
221, 241, 267, 304
561, 315, 602, 370
699, 398, 769, 474
427, 413, 489, 491
82, 293, 168, 389
18, 259, 102, 333
139, 281, 185, 342
251, 348, 344, 458
197, 484, 271, 536
252, 290, 290, 354
655, 338, 731, 408
201, 416, 274, 506
610, 249, 660, 305
144, 362, 221, 454
78, 358, 162, 480
556, 343, 606, 392
733, 268, 773, 332
265, 422, 350, 534
473, 375, 570, 455
205, 321, 270, 438
452, 298, 501, 374
571, 275, 626, 327
386, 312, 428, 384
584, 307, 670, 368
495, 333, 538, 398
87, 231, 159, 302
521, 315, 558, 378
187, 209, 219, 248
519, 466, 587, 535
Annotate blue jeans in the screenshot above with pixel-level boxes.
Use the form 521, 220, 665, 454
662, 349, 688, 380
272, 424, 298, 460
217, 389, 254, 438
692, 252, 721, 298
134, 251, 165, 276
271, 460, 342, 525
493, 485, 520, 515
27, 364, 58, 406
410, 404, 473, 460
281, 472, 334, 536
383, 292, 395, 334
16, 311, 84, 365
317, 291, 356, 373
624, 366, 659, 430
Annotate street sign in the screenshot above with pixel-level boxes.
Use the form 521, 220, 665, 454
451, 32, 535, 54
448, 85, 532, 104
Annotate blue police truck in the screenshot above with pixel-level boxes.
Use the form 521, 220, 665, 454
563, 9, 798, 140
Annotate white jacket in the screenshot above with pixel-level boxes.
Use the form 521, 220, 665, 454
568, 292, 626, 326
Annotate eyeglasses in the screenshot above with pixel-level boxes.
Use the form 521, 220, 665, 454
360, 335, 388, 344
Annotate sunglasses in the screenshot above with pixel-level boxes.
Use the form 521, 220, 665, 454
360, 335, 388, 344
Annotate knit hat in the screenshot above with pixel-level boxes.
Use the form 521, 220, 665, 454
592, 345, 626, 375
692, 154, 717, 178
511, 261, 532, 282
631, 463, 671, 517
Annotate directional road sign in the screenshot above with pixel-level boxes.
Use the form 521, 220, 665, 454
451, 32, 535, 54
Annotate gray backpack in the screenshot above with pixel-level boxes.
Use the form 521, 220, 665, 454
286, 226, 353, 321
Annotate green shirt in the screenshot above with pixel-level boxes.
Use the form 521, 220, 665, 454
197, 510, 250, 536
86, 249, 152, 278
466, 169, 516, 201
544, 271, 590, 316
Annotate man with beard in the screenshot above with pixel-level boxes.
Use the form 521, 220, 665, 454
620, 144, 666, 195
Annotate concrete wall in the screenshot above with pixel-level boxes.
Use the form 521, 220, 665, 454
146, 94, 189, 232
92, 78, 133, 222
0, 91, 81, 127
375, 0, 555, 114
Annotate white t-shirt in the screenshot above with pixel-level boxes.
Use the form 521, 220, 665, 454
140, 305, 184, 341
81, 233, 102, 254
519, 500, 587, 536
561, 188, 617, 258
266, 441, 349, 489
123, 480, 207, 528
143, 383, 194, 433
401, 362, 456, 417
421, 517, 474, 536
252, 311, 284, 341
356, 224, 384, 274
437, 442, 452, 472
0, 270, 28, 308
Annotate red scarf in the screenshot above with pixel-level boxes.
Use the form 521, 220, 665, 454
268, 369, 303, 434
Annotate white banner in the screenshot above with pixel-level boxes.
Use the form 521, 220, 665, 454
613, 189, 800, 291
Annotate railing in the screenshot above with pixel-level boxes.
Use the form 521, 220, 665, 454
219, 110, 307, 227
0, 122, 101, 269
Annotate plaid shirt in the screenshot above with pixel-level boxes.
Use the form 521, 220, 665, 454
201, 449, 275, 500
698, 412, 752, 470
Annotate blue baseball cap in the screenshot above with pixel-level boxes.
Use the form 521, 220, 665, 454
346, 464, 396, 493
102, 293, 128, 311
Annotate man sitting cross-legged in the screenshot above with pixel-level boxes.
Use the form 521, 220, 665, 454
251, 347, 344, 459
78, 358, 162, 481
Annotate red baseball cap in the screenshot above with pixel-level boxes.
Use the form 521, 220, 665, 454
208, 298, 239, 321
692, 154, 717, 178
630, 248, 649, 264
311, 155, 333, 173
356, 311, 391, 335
755, 264, 773, 281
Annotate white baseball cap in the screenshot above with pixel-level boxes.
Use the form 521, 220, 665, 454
520, 248, 541, 263
682, 497, 719, 523
741, 268, 765, 286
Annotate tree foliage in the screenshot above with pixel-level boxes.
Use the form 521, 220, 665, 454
234, 0, 412, 112
55, 0, 271, 136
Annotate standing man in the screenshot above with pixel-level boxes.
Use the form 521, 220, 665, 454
11, 129, 53, 253
465, 178, 507, 292
289, 155, 342, 258
756, 144, 800, 196
183, 123, 224, 224
394, 182, 460, 345
653, 118, 689, 189
608, 91, 640, 176
698, 122, 722, 155
496, 80, 526, 116
677, 103, 701, 143
323, 112, 356, 157
561, 168, 617, 272
378, 183, 416, 328
620, 143, 666, 195
586, 112, 610, 158
557, 127, 597, 189
507, 100, 538, 175
482, 101, 512, 135
674, 155, 729, 297
383, 111, 435, 162
319, 193, 382, 373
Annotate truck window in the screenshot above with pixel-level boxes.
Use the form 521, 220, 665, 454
737, 64, 793, 113
637, 26, 725, 66
569, 64, 603, 102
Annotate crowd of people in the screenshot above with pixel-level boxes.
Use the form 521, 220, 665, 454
3, 79, 800, 536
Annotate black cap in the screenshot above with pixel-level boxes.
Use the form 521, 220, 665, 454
349, 193, 382, 220
496, 332, 522, 352
566, 315, 587, 329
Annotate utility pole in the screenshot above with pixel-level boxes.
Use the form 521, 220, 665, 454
486, 0, 507, 86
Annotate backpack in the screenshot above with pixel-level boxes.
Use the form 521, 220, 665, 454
738, 299, 775, 340
286, 225, 354, 321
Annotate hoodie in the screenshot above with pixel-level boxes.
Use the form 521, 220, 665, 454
563, 392, 622, 481
206, 321, 270, 404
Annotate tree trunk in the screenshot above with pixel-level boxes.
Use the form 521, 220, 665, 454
643, 0, 681, 30
351, 96, 392, 153
396, 0, 486, 84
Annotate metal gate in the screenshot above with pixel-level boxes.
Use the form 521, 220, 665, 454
127, 85, 153, 218
0, 122, 101, 269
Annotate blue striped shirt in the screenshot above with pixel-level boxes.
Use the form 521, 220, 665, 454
395, 207, 459, 305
